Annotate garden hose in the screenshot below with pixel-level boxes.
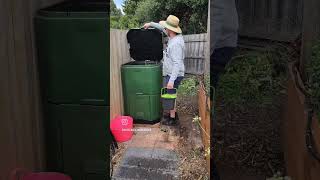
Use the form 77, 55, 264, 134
292, 62, 320, 162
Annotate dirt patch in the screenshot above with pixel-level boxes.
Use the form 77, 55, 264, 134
111, 142, 128, 176
213, 93, 287, 178
176, 136, 209, 180
176, 95, 210, 180
211, 44, 296, 179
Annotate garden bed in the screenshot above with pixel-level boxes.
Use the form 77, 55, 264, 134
176, 75, 210, 179
213, 45, 292, 179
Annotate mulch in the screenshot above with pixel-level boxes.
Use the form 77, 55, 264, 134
213, 93, 287, 178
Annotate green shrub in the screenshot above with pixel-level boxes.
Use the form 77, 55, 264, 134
204, 74, 210, 96
266, 171, 291, 180
216, 49, 288, 109
178, 76, 198, 96
307, 41, 320, 118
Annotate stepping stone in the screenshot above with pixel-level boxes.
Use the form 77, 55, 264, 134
112, 147, 179, 180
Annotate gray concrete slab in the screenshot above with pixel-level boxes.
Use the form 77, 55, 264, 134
151, 149, 179, 160
124, 147, 153, 158
112, 147, 179, 180
113, 166, 178, 180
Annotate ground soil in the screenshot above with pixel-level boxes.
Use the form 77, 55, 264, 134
213, 92, 287, 179
176, 95, 209, 180
111, 140, 129, 176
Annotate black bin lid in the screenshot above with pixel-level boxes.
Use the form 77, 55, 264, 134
127, 28, 163, 61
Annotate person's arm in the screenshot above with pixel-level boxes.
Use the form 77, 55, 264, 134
211, 1, 223, 53
168, 43, 183, 86
144, 22, 167, 36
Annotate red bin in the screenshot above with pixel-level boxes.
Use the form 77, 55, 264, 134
110, 116, 133, 142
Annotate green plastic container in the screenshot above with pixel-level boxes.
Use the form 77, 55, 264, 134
46, 104, 109, 180
121, 63, 162, 123
34, 2, 109, 180
35, 2, 109, 106
121, 29, 163, 124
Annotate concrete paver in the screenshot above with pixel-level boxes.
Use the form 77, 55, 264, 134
112, 123, 181, 180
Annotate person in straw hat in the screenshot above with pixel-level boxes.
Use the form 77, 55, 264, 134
144, 15, 185, 126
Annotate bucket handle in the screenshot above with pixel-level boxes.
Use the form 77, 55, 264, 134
161, 88, 177, 95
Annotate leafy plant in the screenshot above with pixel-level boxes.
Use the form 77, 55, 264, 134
134, 0, 163, 24
110, 0, 122, 16
204, 147, 210, 157
112, 0, 208, 34
203, 74, 210, 97
110, 15, 139, 30
216, 48, 288, 109
266, 172, 291, 180
192, 115, 201, 123
306, 40, 320, 118
178, 76, 198, 96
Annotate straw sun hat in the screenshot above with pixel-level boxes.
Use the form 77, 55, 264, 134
159, 15, 182, 34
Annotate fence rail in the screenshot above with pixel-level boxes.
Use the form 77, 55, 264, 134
110, 29, 208, 118
237, 0, 303, 42
184, 33, 208, 74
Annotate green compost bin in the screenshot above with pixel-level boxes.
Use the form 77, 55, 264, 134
35, 2, 109, 105
121, 62, 162, 123
121, 29, 164, 124
34, 1, 109, 180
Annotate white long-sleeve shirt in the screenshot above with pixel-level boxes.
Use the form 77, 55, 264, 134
150, 22, 185, 83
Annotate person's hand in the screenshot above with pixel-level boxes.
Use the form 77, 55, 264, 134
143, 23, 151, 29
167, 82, 174, 89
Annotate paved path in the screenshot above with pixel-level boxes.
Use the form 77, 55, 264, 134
112, 124, 181, 180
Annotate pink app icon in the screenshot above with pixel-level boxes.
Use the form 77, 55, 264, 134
121, 118, 128, 126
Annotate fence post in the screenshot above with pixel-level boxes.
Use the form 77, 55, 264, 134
205, 0, 210, 74
299, 0, 320, 81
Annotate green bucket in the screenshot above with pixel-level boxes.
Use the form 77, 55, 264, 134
161, 88, 177, 110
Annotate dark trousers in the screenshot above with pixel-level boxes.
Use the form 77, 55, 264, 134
210, 47, 236, 180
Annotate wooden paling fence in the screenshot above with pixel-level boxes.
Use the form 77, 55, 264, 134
183, 33, 209, 74
198, 79, 211, 172
283, 1, 320, 180
236, 0, 303, 42
110, 29, 131, 120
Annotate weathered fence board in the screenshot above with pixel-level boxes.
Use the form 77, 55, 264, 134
184, 33, 208, 74
300, 0, 320, 80
285, 1, 320, 179
236, 0, 303, 42
198, 80, 211, 172
110, 29, 131, 120
285, 64, 320, 180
